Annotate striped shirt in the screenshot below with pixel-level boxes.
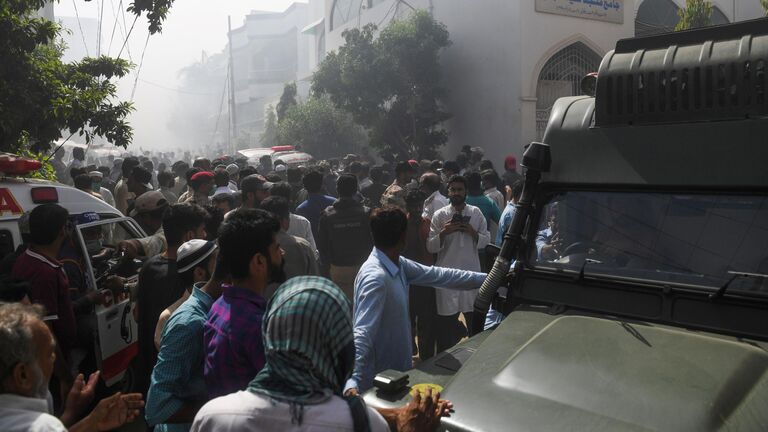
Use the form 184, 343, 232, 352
204, 285, 267, 399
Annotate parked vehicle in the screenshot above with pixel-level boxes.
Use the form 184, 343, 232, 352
363, 18, 768, 432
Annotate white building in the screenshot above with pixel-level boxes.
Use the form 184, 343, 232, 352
57, 16, 100, 62
314, 0, 765, 165
229, 3, 310, 144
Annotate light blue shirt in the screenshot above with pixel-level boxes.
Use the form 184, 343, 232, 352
346, 248, 486, 392
496, 201, 517, 246
146, 285, 213, 432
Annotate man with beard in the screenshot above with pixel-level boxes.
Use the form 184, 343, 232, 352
0, 303, 144, 432
427, 175, 490, 352
203, 209, 286, 399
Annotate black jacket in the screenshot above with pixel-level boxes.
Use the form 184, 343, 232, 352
317, 198, 373, 272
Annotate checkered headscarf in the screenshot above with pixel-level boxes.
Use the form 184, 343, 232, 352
248, 276, 355, 405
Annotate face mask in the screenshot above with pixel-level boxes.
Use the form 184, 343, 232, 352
449, 195, 465, 207
268, 258, 287, 285
92, 181, 102, 191
86, 239, 102, 255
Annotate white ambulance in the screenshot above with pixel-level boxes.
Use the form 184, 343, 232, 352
0, 154, 146, 390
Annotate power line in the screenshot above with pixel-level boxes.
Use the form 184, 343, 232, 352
130, 33, 151, 101
71, 0, 90, 57
106, 0, 120, 56
116, 13, 138, 61
118, 0, 133, 62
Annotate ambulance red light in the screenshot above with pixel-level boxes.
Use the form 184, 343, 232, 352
0, 154, 42, 176
31, 187, 59, 204
271, 145, 294, 152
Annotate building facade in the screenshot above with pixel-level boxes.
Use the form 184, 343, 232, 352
318, 0, 765, 165
229, 3, 310, 145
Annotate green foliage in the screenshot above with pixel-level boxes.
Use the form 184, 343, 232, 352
277, 95, 367, 160
0, 0, 133, 156
762, 0, 768, 16
312, 10, 451, 161
128, 0, 174, 34
276, 82, 297, 124
260, 106, 278, 147
675, 0, 713, 31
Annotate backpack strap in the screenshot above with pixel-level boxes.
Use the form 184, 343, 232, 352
344, 395, 372, 432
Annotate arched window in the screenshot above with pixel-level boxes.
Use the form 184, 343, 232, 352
331, 0, 365, 31
635, 0, 730, 37
535, 42, 602, 139
635, 0, 680, 36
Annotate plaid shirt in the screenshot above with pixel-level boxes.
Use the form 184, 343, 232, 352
204, 285, 267, 399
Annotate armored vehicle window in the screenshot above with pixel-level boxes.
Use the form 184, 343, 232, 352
532, 192, 768, 295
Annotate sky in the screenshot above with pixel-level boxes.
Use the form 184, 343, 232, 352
54, 0, 302, 152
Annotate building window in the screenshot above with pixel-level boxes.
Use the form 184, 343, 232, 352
535, 42, 602, 140
635, 0, 730, 37
331, 0, 366, 31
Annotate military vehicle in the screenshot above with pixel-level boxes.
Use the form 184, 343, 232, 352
363, 18, 768, 431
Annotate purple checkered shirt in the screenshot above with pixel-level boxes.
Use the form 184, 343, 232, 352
203, 284, 267, 399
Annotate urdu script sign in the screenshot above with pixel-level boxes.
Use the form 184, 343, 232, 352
535, 0, 624, 24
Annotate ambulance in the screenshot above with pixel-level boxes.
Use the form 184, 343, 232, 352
0, 154, 146, 390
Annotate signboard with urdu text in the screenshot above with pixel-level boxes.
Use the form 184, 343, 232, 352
535, 0, 624, 24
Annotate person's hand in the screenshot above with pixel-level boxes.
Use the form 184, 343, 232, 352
440, 222, 461, 240
88, 392, 144, 431
396, 387, 450, 432
461, 223, 477, 238
67, 372, 99, 415
104, 276, 126, 297
117, 241, 139, 260
59, 375, 74, 408
86, 289, 111, 306
344, 388, 359, 397
60, 372, 99, 426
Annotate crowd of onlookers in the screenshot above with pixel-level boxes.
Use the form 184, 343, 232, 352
1, 143, 526, 431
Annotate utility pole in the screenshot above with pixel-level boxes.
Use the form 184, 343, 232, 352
227, 16, 238, 154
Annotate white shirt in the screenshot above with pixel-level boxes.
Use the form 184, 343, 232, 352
288, 213, 318, 258
99, 187, 116, 208
427, 204, 490, 315
191, 391, 390, 432
422, 190, 449, 221
0, 394, 66, 432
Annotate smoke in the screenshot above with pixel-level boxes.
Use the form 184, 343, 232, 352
54, 0, 300, 155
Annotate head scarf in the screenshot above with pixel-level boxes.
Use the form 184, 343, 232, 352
248, 276, 354, 408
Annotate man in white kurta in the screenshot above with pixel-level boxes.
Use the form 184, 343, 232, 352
427, 175, 490, 351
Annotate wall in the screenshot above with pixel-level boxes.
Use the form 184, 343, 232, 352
324, 0, 766, 166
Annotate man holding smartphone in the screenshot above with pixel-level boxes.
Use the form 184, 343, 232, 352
427, 174, 490, 351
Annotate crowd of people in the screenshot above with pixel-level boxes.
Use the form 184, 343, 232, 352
1, 144, 526, 431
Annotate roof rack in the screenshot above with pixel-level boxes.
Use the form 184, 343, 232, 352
595, 18, 768, 127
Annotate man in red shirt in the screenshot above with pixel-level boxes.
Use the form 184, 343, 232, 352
12, 203, 77, 401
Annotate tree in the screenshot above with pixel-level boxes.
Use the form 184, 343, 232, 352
0, 0, 133, 154
277, 95, 367, 160
762, 0, 768, 16
675, 0, 713, 31
312, 10, 451, 161
260, 106, 279, 147
276, 82, 297, 124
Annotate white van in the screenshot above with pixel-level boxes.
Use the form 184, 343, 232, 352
0, 160, 146, 389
